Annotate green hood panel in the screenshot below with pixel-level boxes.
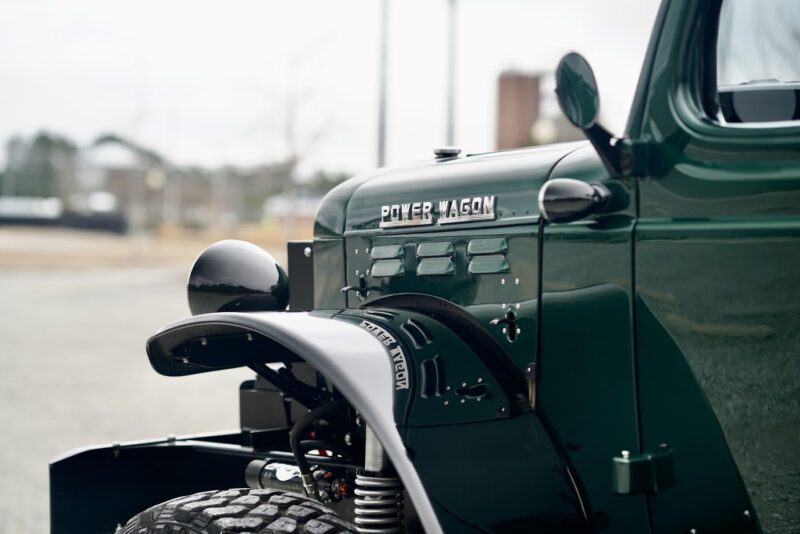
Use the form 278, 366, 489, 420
314, 142, 586, 238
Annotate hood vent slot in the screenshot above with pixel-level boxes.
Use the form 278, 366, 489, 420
467, 238, 507, 255
371, 259, 404, 277
468, 254, 509, 274
417, 257, 455, 276
370, 244, 404, 259
417, 242, 454, 258
467, 238, 510, 274
416, 241, 455, 277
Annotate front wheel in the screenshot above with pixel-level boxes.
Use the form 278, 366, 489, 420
119, 488, 356, 534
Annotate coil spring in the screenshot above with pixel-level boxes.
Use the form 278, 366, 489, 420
353, 473, 404, 533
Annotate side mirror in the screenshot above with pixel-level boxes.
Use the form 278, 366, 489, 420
555, 52, 600, 129
554, 52, 634, 178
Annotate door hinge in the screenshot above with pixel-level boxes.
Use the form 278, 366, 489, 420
612, 444, 676, 495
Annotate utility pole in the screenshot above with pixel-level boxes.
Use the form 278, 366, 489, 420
377, 0, 389, 167
446, 0, 457, 146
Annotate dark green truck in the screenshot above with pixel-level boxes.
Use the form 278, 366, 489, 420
51, 0, 799, 532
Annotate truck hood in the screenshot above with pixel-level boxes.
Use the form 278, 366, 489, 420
315, 141, 587, 237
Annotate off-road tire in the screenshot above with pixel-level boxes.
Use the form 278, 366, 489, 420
119, 488, 356, 534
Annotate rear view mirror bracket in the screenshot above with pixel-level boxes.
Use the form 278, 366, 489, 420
556, 52, 653, 178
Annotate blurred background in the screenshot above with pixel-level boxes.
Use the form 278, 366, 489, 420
0, 0, 659, 530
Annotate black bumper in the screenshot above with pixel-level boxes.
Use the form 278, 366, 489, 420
49, 431, 294, 534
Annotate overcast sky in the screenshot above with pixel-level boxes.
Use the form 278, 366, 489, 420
0, 0, 661, 177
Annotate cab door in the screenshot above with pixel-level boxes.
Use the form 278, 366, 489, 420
633, 1, 800, 532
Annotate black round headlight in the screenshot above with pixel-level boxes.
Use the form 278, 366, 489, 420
188, 240, 289, 315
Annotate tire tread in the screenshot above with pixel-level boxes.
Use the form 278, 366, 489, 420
118, 489, 355, 534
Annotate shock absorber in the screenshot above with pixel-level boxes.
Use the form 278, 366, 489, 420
245, 459, 350, 503
354, 425, 404, 533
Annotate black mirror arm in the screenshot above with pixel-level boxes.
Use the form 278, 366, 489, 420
585, 123, 624, 178
585, 125, 654, 179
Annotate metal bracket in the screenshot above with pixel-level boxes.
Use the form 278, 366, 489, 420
341, 275, 368, 301
617, 137, 655, 178
612, 444, 676, 495
490, 308, 520, 342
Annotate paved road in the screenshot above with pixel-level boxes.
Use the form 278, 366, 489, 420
0, 266, 254, 532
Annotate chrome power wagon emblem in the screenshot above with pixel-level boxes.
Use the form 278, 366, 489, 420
379, 195, 496, 228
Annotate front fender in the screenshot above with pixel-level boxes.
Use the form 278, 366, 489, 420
146, 311, 442, 534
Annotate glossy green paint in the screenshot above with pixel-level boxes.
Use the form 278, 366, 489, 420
332, 142, 583, 235
405, 414, 587, 532
311, 144, 582, 378
538, 144, 649, 533
306, 0, 799, 532
347, 239, 532, 367
335, 308, 587, 530
538, 284, 647, 533
340, 228, 540, 378
314, 172, 375, 238
340, 308, 508, 427
344, 227, 538, 309
630, 1, 800, 532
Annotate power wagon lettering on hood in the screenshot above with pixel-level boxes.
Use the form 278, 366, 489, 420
359, 320, 409, 390
380, 195, 496, 228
